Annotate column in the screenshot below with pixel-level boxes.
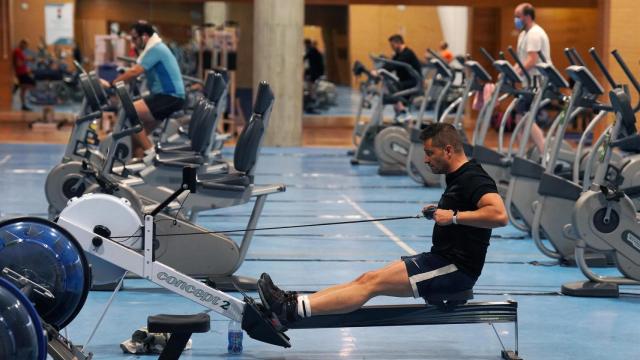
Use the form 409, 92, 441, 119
253, 0, 304, 146
204, 1, 227, 26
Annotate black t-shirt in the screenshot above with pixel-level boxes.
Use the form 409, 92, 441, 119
430, 160, 498, 278
383, 47, 422, 87
304, 47, 325, 82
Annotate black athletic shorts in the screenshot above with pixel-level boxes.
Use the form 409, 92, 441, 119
143, 93, 185, 121
402, 252, 476, 298
515, 93, 534, 115
17, 74, 36, 86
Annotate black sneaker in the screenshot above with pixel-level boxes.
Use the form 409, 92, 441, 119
261, 273, 298, 299
257, 273, 300, 326
21, 105, 33, 112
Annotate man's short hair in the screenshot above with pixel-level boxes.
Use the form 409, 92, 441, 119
388, 34, 404, 44
304, 38, 312, 47
420, 123, 463, 153
521, 3, 535, 20
131, 21, 155, 37
440, 41, 449, 50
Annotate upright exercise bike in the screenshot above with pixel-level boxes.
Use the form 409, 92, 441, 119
562, 50, 640, 296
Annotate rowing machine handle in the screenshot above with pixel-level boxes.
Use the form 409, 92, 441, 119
422, 205, 437, 220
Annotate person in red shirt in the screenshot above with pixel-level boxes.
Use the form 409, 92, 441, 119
13, 40, 36, 111
439, 41, 454, 64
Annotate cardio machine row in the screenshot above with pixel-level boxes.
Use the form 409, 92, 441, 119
43, 67, 285, 292
350, 50, 469, 186
469, 46, 640, 297
351, 44, 640, 298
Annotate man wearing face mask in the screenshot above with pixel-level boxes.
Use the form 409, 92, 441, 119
513, 3, 549, 154
108, 21, 185, 159
372, 34, 422, 121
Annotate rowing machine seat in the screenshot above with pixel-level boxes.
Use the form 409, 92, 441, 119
148, 313, 210, 334
147, 313, 210, 360
424, 289, 474, 308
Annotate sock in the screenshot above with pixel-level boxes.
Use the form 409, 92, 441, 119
296, 295, 312, 318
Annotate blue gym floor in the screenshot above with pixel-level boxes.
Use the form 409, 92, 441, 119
1, 143, 639, 360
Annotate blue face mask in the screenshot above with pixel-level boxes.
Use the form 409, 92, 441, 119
514, 17, 524, 30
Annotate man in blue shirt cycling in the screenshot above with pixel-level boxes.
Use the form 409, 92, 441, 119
109, 21, 185, 159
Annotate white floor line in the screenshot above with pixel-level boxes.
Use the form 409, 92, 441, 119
0, 155, 11, 167
9, 169, 47, 174
341, 194, 417, 255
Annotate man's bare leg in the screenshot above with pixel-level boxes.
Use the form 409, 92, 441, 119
132, 99, 157, 158
19, 85, 33, 109
515, 114, 545, 155
307, 260, 413, 315
529, 123, 545, 155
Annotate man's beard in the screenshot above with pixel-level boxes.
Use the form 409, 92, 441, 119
428, 162, 448, 174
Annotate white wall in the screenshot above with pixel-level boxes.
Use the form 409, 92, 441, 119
437, 6, 468, 56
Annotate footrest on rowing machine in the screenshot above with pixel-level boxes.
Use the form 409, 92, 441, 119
147, 313, 210, 360
424, 289, 474, 308
242, 297, 291, 347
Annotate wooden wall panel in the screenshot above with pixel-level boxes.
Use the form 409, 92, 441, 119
468, 7, 500, 77
0, 0, 12, 110
11, 0, 75, 48
310, 0, 597, 7
348, 4, 444, 87
607, 0, 640, 129
227, 2, 254, 89
75, 0, 202, 26
2, 0, 74, 110
75, 0, 203, 66
74, 19, 108, 68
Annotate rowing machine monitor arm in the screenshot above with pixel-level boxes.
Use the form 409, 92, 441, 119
149, 166, 197, 216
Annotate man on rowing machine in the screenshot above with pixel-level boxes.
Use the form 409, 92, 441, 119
259, 123, 508, 325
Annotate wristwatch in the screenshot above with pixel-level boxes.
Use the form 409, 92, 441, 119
452, 210, 459, 225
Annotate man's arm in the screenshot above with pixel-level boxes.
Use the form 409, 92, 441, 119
522, 51, 539, 71
432, 192, 508, 229
110, 64, 145, 86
